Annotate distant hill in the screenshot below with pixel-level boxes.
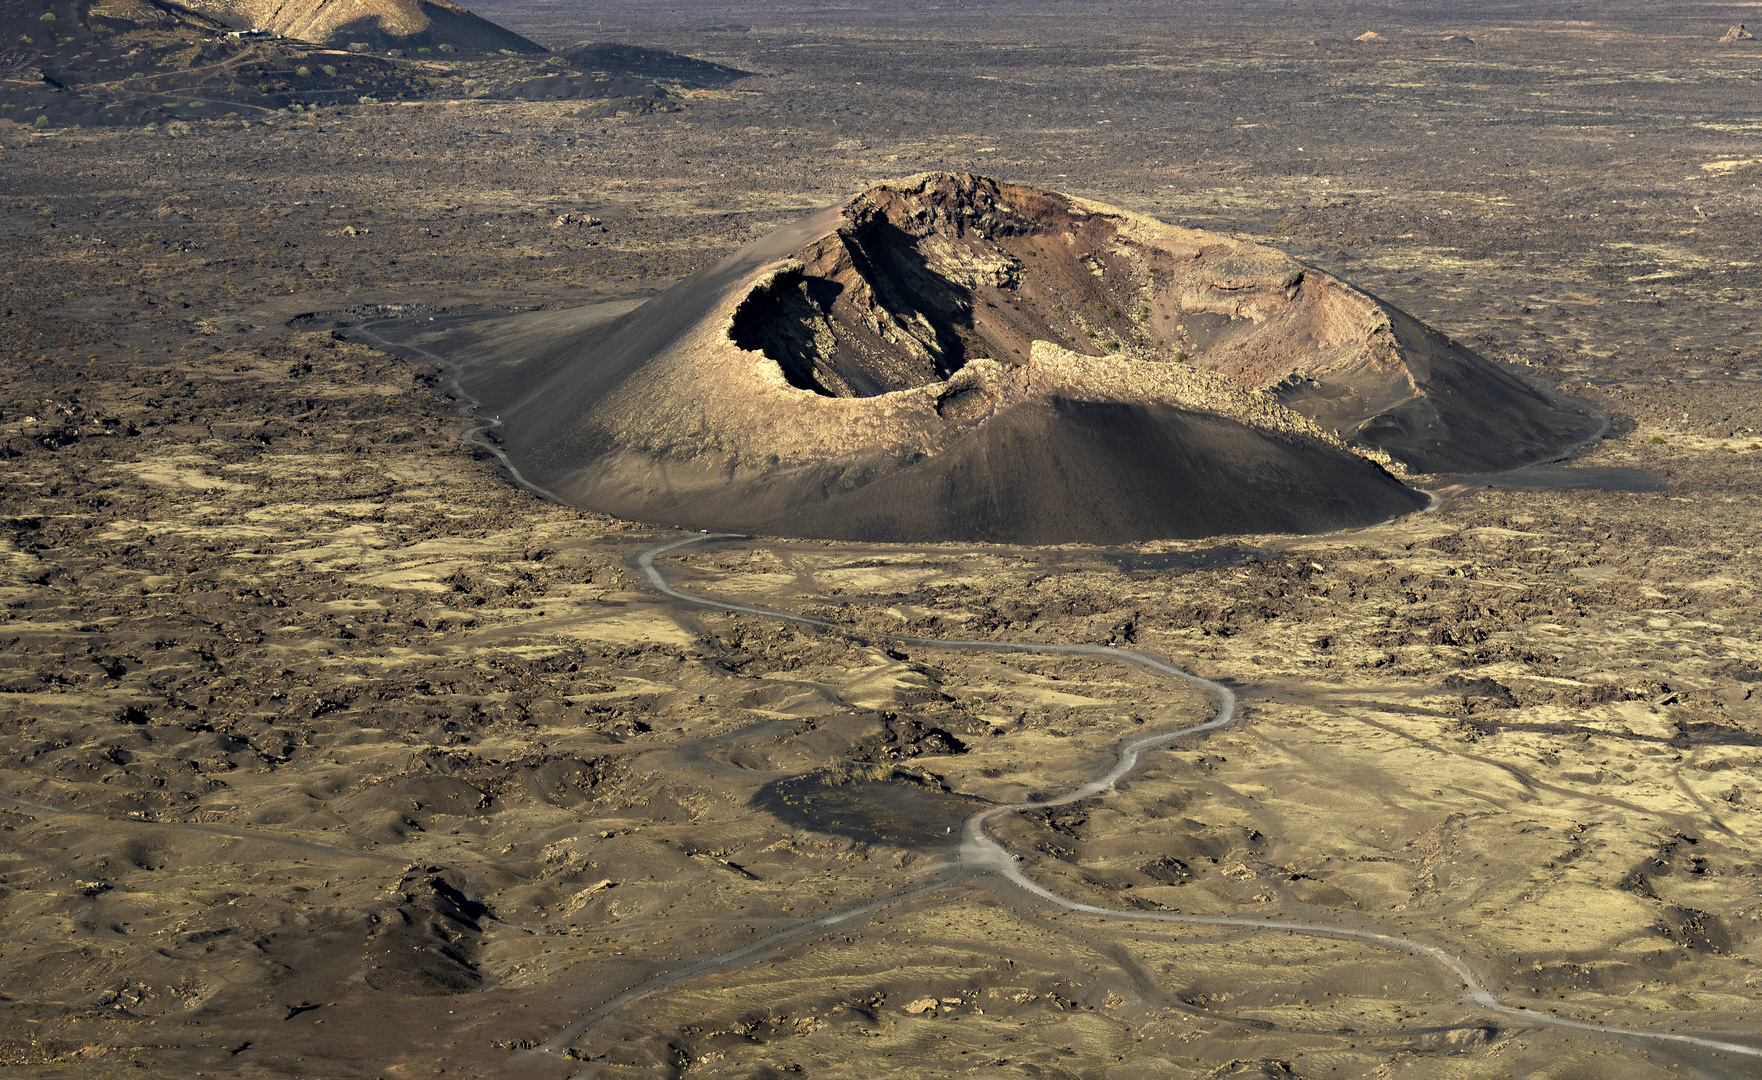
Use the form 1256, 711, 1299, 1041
171, 0, 546, 54
559, 42, 752, 88
0, 0, 440, 128
478, 42, 753, 110
0, 1, 749, 130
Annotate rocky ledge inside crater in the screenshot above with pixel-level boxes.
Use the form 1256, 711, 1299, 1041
420, 173, 1600, 544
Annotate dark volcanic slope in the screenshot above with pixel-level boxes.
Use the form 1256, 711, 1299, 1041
432, 174, 1466, 544
779, 398, 1432, 545
559, 41, 753, 87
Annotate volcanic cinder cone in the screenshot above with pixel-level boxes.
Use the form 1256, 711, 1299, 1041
453, 174, 1598, 544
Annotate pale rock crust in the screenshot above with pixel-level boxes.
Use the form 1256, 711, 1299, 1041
1022, 341, 1348, 452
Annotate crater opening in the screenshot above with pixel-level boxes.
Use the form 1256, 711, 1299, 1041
728, 173, 1251, 398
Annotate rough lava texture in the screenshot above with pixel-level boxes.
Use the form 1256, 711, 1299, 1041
464, 174, 1597, 543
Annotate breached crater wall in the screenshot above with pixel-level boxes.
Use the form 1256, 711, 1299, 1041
458, 174, 1598, 544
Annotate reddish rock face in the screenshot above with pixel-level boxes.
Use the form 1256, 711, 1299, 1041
721, 174, 1599, 474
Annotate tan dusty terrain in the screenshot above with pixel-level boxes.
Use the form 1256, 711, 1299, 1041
0, 330, 1758, 1078
2, 2, 1762, 1078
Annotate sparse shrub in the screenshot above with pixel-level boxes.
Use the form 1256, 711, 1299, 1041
321, 64, 337, 76
1648, 435, 1667, 445
33, 115, 48, 128
295, 65, 310, 76
816, 761, 894, 786
500, 49, 519, 57
39, 11, 56, 20
418, 46, 432, 54
437, 43, 455, 52
546, 55, 567, 66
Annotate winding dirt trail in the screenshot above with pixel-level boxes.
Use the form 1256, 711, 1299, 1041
527, 532, 1762, 1068
352, 319, 574, 503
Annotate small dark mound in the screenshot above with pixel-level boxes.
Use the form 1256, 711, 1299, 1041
752, 767, 985, 848
558, 41, 753, 87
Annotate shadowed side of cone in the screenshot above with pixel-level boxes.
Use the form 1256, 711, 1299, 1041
762, 398, 1430, 544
